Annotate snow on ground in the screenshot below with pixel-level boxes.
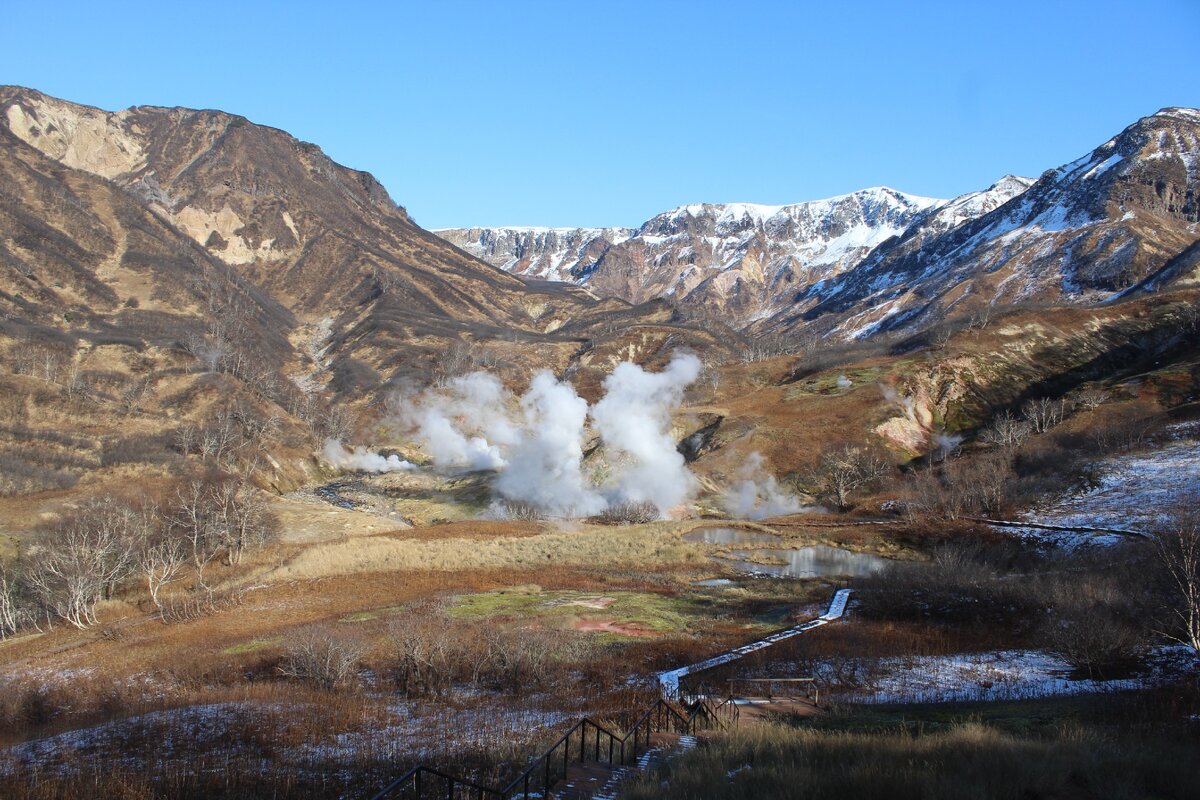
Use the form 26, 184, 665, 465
1008, 427, 1200, 547
833, 646, 1197, 705
659, 589, 852, 696
0, 697, 570, 777
0, 702, 253, 774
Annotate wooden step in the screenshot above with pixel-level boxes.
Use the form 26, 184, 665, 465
552, 732, 708, 798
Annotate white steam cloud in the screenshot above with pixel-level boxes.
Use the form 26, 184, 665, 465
723, 451, 804, 519
590, 354, 702, 513
384, 352, 703, 518
399, 372, 515, 470
322, 439, 415, 473
494, 371, 604, 517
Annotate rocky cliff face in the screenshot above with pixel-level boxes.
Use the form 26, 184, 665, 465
0, 87, 699, 386
0, 86, 738, 497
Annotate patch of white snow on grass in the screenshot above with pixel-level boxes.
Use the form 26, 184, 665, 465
836, 646, 1196, 704
1010, 431, 1200, 547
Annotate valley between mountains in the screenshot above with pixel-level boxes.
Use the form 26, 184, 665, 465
0, 86, 1198, 800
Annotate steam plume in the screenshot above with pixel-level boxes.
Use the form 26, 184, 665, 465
590, 353, 702, 514
400, 372, 515, 470
494, 371, 604, 516
723, 451, 804, 519
322, 439, 415, 473
382, 352, 704, 517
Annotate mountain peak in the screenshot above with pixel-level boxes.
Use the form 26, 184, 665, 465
1151, 106, 1200, 120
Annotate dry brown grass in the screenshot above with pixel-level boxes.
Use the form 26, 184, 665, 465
258, 520, 708, 582
384, 519, 547, 541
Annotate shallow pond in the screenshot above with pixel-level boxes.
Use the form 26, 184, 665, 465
722, 545, 891, 579
691, 578, 736, 587
684, 527, 783, 545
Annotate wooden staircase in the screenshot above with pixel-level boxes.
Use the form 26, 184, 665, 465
554, 732, 702, 800
369, 698, 735, 800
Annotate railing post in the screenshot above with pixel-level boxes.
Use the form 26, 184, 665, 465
446, 774, 453, 800
416, 770, 422, 798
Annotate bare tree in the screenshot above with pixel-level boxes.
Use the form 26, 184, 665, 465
25, 501, 141, 629
968, 305, 993, 332
280, 630, 364, 690
169, 475, 276, 585
810, 444, 890, 511
169, 479, 226, 603
0, 563, 31, 639
979, 410, 1032, 451
1022, 397, 1069, 434
929, 324, 955, 351
1090, 402, 1163, 452
1071, 386, 1111, 412
950, 452, 1013, 517
739, 335, 807, 364
212, 480, 275, 565
1154, 502, 1200, 655
594, 500, 660, 525
140, 538, 187, 610
390, 615, 456, 696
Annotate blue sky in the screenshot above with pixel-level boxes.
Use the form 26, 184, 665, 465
3, 1, 1197, 229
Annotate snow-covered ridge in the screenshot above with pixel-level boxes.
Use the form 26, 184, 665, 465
438, 185, 961, 318
436, 226, 636, 282
653, 186, 944, 229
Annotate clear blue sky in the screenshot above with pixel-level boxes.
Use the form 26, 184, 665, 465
4, 1, 1197, 229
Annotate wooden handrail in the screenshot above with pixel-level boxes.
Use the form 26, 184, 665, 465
370, 695, 736, 799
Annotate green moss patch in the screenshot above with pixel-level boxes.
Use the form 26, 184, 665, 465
223, 636, 283, 655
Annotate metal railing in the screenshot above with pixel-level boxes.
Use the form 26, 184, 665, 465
728, 677, 820, 706
369, 695, 737, 800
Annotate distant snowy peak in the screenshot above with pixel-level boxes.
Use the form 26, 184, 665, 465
438, 187, 954, 320
643, 187, 944, 237
436, 226, 635, 282
440, 103, 1200, 340
772, 107, 1200, 341
928, 175, 1036, 230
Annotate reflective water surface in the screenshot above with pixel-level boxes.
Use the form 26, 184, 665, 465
723, 545, 890, 578
684, 527, 782, 545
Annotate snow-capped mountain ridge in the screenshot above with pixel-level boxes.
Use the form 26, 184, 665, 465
768, 107, 1200, 339
439, 186, 957, 322
436, 226, 636, 282
440, 108, 1200, 340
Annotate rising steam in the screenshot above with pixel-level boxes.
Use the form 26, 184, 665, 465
590, 354, 702, 513
389, 353, 703, 517
322, 439, 415, 473
325, 353, 798, 520
494, 370, 603, 517
723, 451, 804, 519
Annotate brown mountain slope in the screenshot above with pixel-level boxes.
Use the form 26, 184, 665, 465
0, 87, 741, 509
0, 87, 704, 390
0, 118, 322, 502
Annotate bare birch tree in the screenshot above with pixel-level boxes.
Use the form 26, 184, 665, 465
1155, 502, 1200, 655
